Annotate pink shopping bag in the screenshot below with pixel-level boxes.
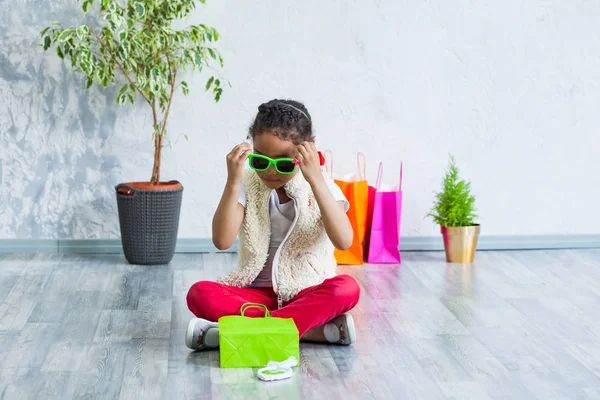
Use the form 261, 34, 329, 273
367, 162, 403, 264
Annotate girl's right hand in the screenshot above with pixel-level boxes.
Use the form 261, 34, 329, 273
226, 143, 252, 185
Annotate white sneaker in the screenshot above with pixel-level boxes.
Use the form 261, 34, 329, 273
185, 318, 219, 350
325, 314, 357, 345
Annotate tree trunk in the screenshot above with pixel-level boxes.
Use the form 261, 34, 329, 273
149, 100, 160, 185
149, 65, 175, 185
150, 133, 162, 185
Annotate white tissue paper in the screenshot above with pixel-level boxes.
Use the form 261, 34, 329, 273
257, 356, 297, 382
379, 185, 399, 192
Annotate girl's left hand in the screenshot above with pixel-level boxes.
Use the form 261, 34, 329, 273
296, 141, 324, 186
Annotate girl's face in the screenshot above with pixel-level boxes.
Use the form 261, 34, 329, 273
252, 132, 299, 190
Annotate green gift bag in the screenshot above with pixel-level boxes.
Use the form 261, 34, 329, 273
218, 303, 300, 368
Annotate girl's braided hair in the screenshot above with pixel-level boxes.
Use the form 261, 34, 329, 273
248, 99, 313, 144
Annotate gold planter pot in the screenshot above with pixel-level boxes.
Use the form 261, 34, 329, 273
441, 225, 481, 263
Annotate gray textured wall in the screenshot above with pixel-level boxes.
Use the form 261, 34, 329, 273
1, 0, 125, 239
2, 0, 600, 240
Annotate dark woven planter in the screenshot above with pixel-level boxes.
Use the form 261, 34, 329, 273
115, 181, 183, 265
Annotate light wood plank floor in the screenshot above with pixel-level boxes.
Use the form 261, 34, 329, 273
1, 249, 600, 399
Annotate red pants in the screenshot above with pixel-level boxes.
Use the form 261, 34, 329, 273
186, 275, 360, 337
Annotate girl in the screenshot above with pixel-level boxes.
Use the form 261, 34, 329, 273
185, 99, 360, 350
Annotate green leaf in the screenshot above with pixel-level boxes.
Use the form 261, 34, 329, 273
194, 52, 203, 69
82, 0, 92, 13
149, 67, 160, 91
40, 27, 50, 38
134, 2, 145, 18
181, 81, 189, 96
76, 26, 86, 40
85, 76, 93, 89
184, 134, 189, 141
81, 60, 92, 75
111, 13, 123, 27
133, 37, 143, 48
205, 76, 214, 91
127, 93, 134, 104
57, 29, 72, 42
116, 84, 128, 104
121, 40, 130, 58
159, 92, 169, 109
56, 45, 64, 59
207, 48, 215, 59
137, 74, 146, 88
80, 48, 91, 63
43, 35, 51, 50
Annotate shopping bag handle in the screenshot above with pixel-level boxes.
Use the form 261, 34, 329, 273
357, 152, 367, 181
240, 303, 270, 317
375, 162, 402, 191
376, 162, 383, 190
399, 162, 403, 190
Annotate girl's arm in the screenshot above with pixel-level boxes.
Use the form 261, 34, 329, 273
310, 180, 353, 250
296, 143, 353, 250
212, 143, 251, 250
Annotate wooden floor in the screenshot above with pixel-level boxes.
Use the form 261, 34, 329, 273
1, 250, 600, 399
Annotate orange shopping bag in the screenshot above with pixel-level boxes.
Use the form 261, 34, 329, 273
324, 151, 369, 265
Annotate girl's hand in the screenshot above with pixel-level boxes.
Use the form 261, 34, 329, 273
296, 141, 324, 187
226, 143, 252, 185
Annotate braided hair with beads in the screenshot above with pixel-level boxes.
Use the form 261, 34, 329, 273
248, 99, 313, 144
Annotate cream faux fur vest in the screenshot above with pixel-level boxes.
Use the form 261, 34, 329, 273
217, 171, 337, 303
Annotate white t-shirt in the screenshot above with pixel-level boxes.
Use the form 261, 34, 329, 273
238, 177, 349, 287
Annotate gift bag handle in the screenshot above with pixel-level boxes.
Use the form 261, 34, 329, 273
357, 152, 367, 181
324, 150, 334, 179
399, 161, 403, 190
240, 303, 270, 318
375, 162, 383, 190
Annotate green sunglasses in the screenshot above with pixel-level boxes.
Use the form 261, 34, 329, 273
248, 154, 298, 175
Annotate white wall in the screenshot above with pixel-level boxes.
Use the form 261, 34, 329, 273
1, 0, 599, 239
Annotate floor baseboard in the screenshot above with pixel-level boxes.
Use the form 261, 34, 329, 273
0, 235, 598, 254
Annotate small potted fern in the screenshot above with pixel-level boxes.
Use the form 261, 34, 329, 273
427, 155, 480, 263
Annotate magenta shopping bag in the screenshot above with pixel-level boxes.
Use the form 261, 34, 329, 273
367, 162, 403, 264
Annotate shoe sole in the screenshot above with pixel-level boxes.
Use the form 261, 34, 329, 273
344, 314, 357, 345
185, 318, 199, 350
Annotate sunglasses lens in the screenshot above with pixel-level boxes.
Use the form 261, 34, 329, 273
250, 156, 270, 171
276, 160, 296, 174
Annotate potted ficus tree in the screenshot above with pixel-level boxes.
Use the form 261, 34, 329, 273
427, 155, 480, 263
39, 0, 225, 265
